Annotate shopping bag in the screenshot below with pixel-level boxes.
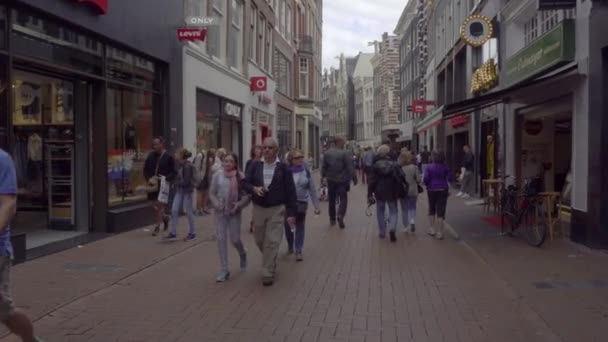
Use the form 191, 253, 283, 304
157, 176, 170, 204
458, 167, 465, 181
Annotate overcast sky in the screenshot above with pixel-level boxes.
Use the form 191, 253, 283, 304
322, 0, 408, 70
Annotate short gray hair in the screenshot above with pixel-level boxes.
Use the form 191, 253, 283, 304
263, 137, 278, 147
376, 144, 390, 156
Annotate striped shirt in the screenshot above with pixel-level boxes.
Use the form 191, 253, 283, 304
263, 158, 280, 188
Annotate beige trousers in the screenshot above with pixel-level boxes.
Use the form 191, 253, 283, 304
252, 205, 285, 278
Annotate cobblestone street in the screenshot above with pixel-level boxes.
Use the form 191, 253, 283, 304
1, 182, 606, 341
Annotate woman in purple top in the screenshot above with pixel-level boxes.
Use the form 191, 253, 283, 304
423, 150, 452, 239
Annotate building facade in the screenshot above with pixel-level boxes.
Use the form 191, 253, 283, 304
0, 0, 183, 249
370, 33, 401, 143
352, 52, 376, 148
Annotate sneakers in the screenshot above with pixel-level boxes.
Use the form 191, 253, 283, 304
163, 233, 177, 240
287, 248, 294, 255
389, 231, 397, 242
152, 226, 160, 236
240, 253, 248, 271
216, 270, 230, 282
427, 228, 436, 236
296, 253, 303, 262
330, 219, 336, 227
435, 232, 444, 240
456, 192, 463, 197
262, 277, 274, 286
402, 226, 411, 233
183, 233, 197, 241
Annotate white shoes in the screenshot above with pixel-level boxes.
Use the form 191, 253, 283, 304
456, 192, 463, 197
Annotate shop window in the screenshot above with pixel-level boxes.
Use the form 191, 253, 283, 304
299, 57, 309, 98
196, 89, 220, 152
207, 0, 225, 59
0, 6, 6, 50
10, 9, 103, 75
106, 46, 157, 90
107, 88, 155, 206
274, 50, 291, 96
249, 4, 257, 62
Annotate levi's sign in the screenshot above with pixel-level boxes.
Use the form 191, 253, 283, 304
177, 28, 207, 42
503, 20, 574, 87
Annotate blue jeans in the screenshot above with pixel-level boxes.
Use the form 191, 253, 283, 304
284, 204, 307, 253
376, 200, 398, 236
170, 189, 196, 235
399, 195, 418, 226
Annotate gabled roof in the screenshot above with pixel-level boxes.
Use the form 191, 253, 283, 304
352, 53, 374, 78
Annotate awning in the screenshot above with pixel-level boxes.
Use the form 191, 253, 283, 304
416, 106, 444, 134
442, 64, 579, 120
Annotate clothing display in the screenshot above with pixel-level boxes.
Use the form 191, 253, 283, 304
27, 133, 42, 162
53, 82, 74, 124
13, 81, 42, 125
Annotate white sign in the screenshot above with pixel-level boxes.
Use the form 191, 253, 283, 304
224, 102, 242, 118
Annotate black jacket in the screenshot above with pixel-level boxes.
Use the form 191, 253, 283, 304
462, 151, 474, 171
241, 160, 297, 218
144, 151, 176, 182
368, 156, 407, 201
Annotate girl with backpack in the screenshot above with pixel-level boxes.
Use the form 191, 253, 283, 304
285, 149, 321, 262
165, 148, 197, 241
209, 153, 251, 282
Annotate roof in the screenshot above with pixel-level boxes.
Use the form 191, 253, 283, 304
352, 53, 374, 78
345, 55, 359, 77
393, 0, 417, 35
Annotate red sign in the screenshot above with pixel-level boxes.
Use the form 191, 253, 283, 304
524, 120, 543, 135
412, 99, 433, 113
177, 28, 207, 42
449, 115, 469, 127
78, 0, 108, 14
250, 77, 267, 91
259, 94, 272, 105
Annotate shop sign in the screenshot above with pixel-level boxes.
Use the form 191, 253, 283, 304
415, 106, 444, 134
224, 102, 242, 119
524, 120, 543, 135
460, 15, 494, 47
177, 28, 207, 42
449, 115, 469, 127
471, 58, 499, 95
537, 0, 576, 10
77, 0, 108, 14
250, 76, 267, 91
412, 99, 433, 113
258, 94, 272, 105
503, 20, 574, 87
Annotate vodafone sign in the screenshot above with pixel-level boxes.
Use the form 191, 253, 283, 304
77, 0, 108, 14
250, 76, 267, 92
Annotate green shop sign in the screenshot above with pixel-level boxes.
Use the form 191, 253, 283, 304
503, 20, 575, 87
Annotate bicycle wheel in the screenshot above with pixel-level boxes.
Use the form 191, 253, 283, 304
522, 202, 547, 247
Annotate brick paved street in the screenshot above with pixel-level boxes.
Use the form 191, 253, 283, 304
1, 181, 606, 341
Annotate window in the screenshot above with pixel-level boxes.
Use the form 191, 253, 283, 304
207, 0, 225, 58
280, 0, 286, 36
249, 4, 257, 62
265, 24, 272, 70
286, 5, 292, 42
107, 88, 155, 206
258, 16, 265, 67
299, 57, 309, 98
227, 0, 243, 69
274, 49, 291, 96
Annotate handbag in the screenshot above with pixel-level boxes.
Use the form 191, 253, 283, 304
146, 152, 165, 191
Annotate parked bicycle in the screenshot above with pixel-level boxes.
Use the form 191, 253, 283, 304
500, 176, 548, 247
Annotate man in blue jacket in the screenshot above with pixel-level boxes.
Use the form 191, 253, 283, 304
242, 138, 297, 286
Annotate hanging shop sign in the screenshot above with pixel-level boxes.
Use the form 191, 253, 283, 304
524, 120, 544, 136
411, 99, 434, 113
258, 94, 272, 105
449, 115, 469, 127
177, 28, 207, 42
250, 76, 268, 91
460, 15, 494, 47
77, 0, 108, 14
503, 20, 574, 87
537, 0, 576, 10
471, 58, 499, 95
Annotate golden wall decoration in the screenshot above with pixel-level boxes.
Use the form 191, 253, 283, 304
471, 58, 498, 95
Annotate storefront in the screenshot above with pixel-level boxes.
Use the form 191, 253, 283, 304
443, 115, 470, 175
0, 1, 181, 254
195, 89, 243, 158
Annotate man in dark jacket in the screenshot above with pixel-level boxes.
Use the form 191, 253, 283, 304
367, 145, 407, 242
321, 136, 354, 229
143, 136, 176, 236
242, 137, 297, 286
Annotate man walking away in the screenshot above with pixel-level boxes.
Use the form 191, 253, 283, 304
0, 149, 42, 342
321, 136, 353, 229
242, 138, 297, 286
457, 145, 475, 198
362, 147, 374, 184
420, 146, 431, 175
